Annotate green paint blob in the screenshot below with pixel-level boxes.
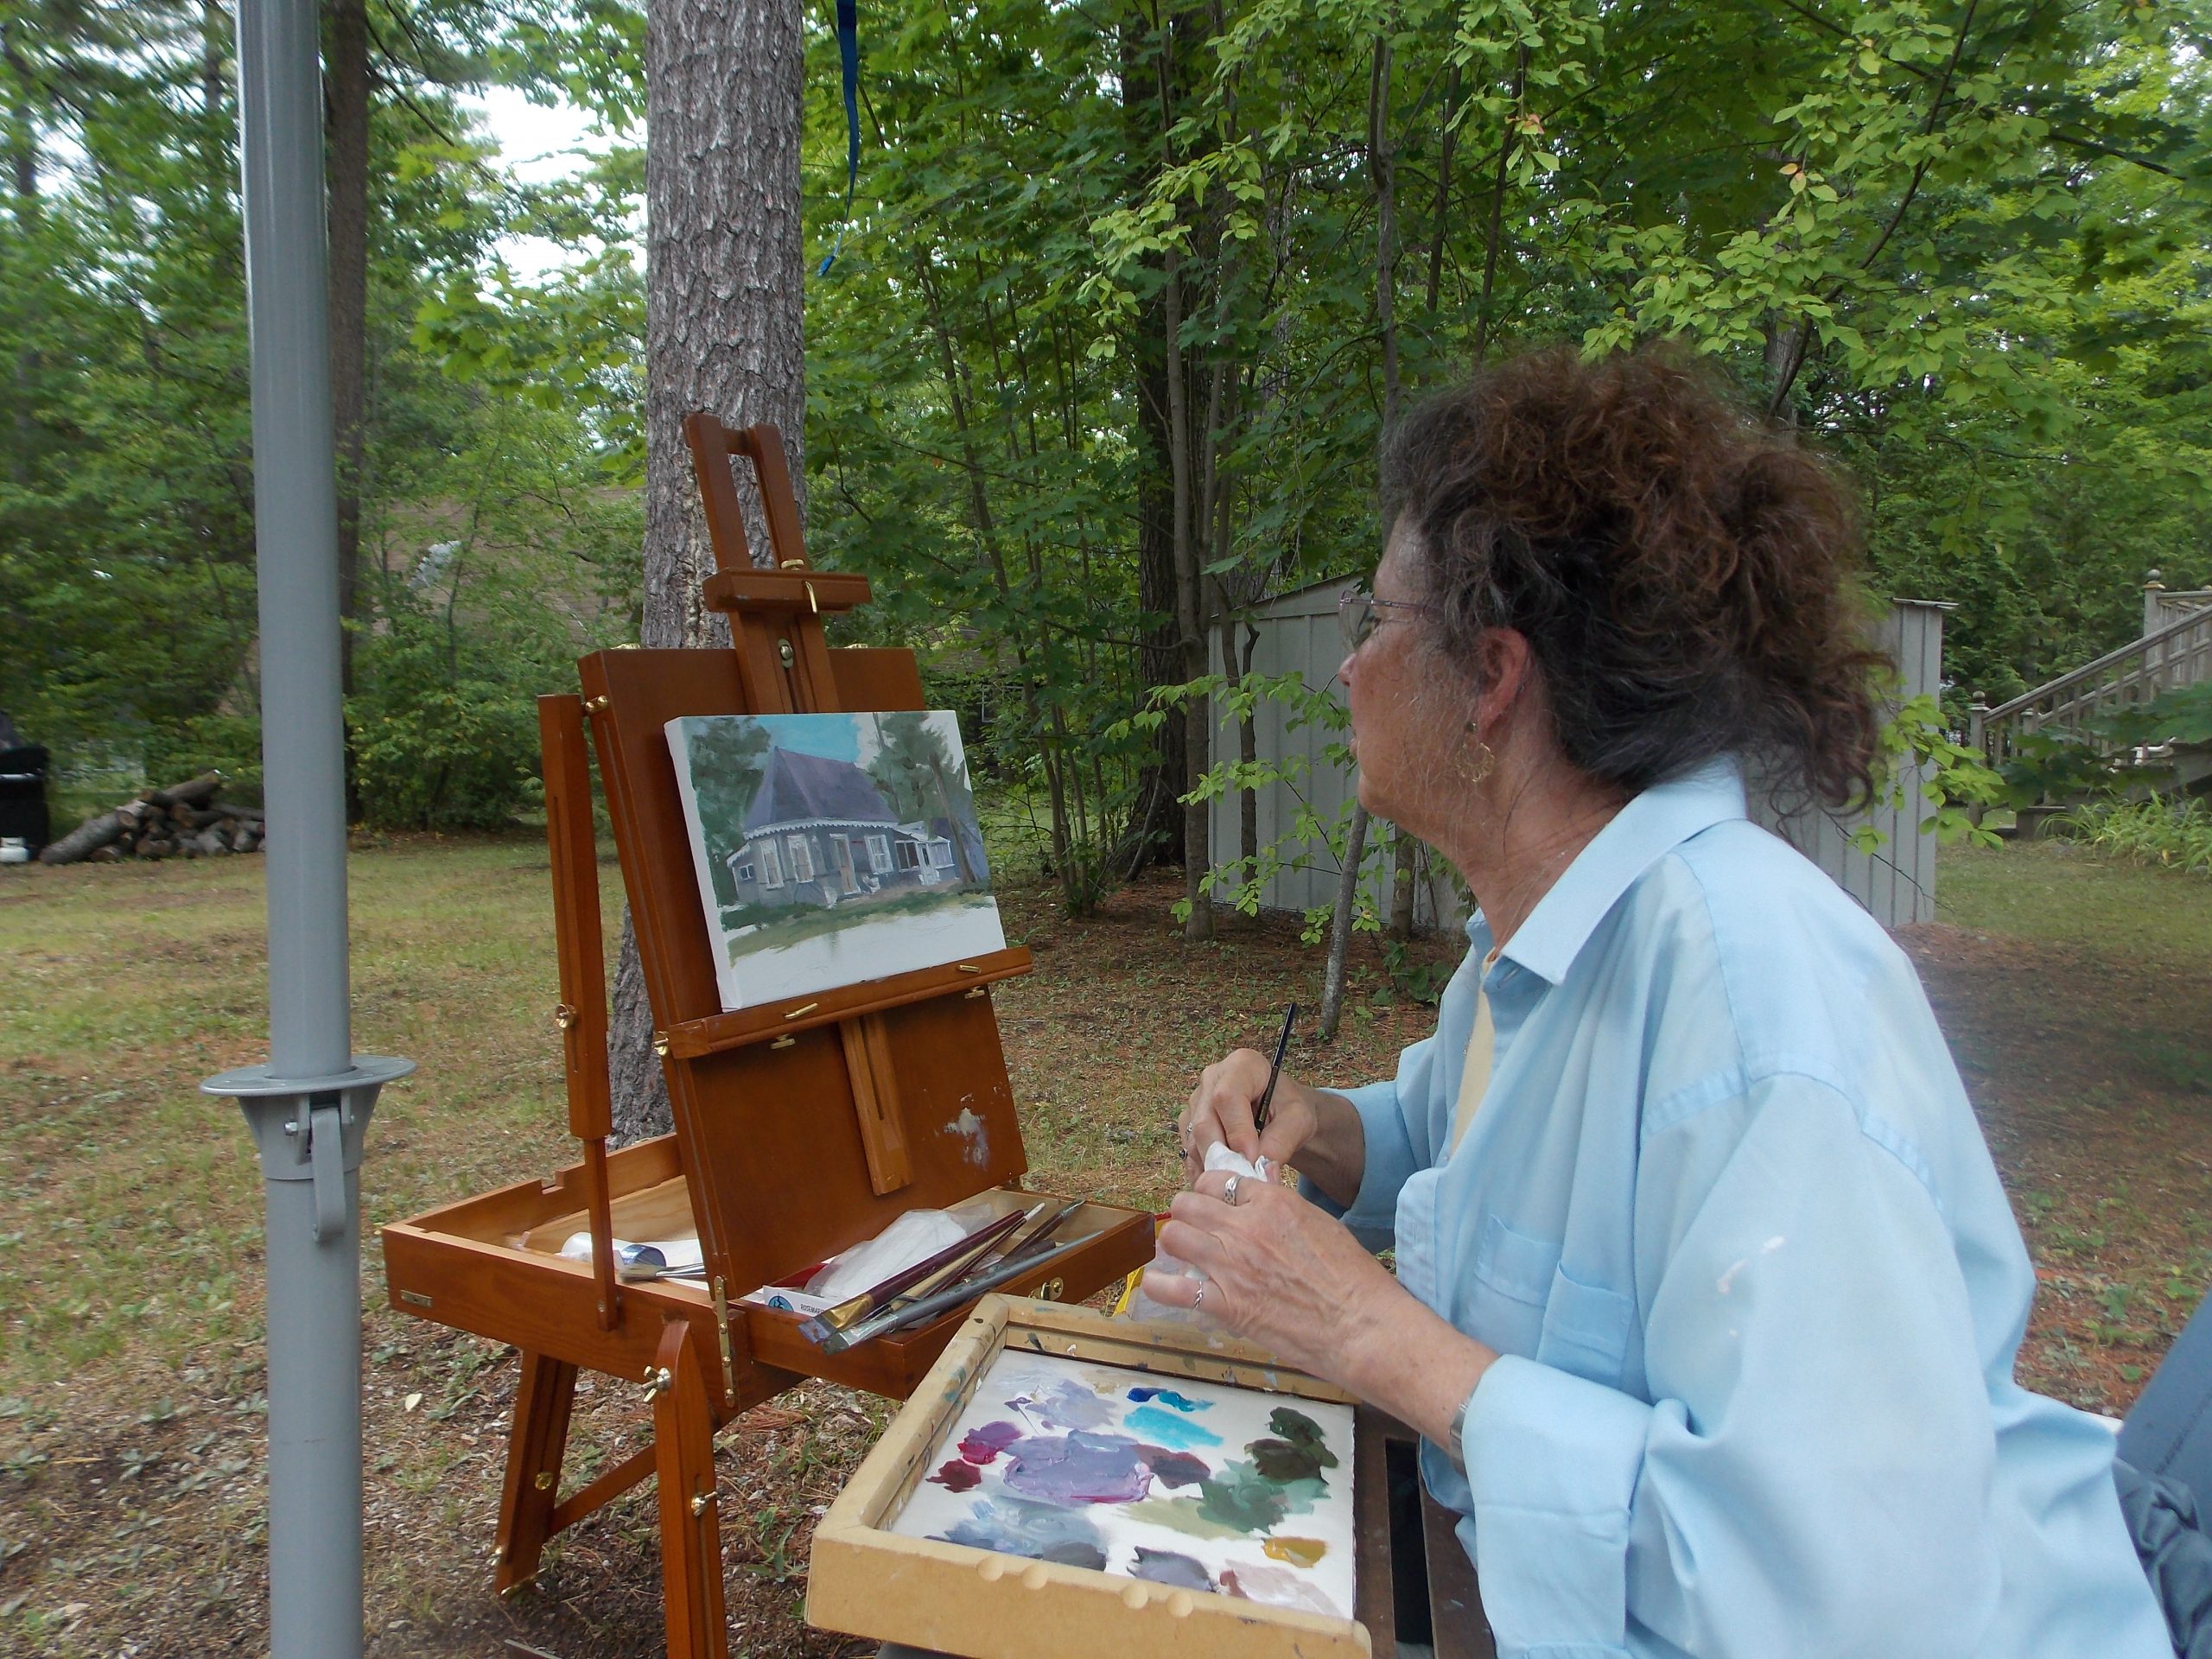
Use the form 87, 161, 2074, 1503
1123, 1497, 1247, 1542
1197, 1462, 1290, 1533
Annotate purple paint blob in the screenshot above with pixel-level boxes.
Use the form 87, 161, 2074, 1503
1136, 1446, 1210, 1490
929, 1458, 982, 1493
1001, 1430, 1153, 1504
957, 1420, 1023, 1465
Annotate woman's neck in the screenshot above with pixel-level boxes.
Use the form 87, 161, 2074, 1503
1442, 763, 1624, 950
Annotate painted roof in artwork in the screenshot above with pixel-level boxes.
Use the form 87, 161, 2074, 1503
743, 746, 899, 832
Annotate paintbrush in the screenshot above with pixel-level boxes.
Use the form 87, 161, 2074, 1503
1252, 1001, 1298, 1135
813, 1232, 1099, 1355
802, 1199, 1084, 1347
796, 1203, 1040, 1344
981, 1198, 1086, 1267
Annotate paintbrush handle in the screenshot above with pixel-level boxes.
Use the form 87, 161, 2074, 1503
817, 1234, 1096, 1353
1253, 1001, 1298, 1132
812, 1205, 1034, 1333
974, 1198, 1084, 1274
893, 1202, 1050, 1307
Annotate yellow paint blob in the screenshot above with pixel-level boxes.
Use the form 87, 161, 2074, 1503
1262, 1536, 1327, 1569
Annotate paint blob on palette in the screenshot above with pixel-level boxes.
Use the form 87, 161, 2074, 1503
888, 1351, 1357, 1620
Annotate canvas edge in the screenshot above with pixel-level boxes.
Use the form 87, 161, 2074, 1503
661, 715, 747, 1008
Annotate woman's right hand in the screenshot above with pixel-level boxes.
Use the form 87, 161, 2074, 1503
1179, 1049, 1318, 1185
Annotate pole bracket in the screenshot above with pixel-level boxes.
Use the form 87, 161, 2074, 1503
203, 1056, 416, 1243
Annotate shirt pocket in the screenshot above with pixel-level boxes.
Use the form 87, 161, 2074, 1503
1535, 1261, 1638, 1389
1466, 1217, 1639, 1387
1465, 1214, 1560, 1358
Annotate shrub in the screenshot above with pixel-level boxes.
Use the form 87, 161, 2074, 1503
347, 615, 543, 832
143, 714, 264, 802
2059, 796, 2212, 877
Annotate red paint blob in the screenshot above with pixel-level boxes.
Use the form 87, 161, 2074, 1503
929, 1458, 982, 1492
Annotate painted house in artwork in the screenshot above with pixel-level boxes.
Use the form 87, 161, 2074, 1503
725, 746, 959, 911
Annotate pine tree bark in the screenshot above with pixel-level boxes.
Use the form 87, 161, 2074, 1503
609, 0, 808, 1146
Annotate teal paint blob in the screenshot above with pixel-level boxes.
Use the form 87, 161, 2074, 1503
1123, 1405, 1224, 1450
1127, 1387, 1210, 1413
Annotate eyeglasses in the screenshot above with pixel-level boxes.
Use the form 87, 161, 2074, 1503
1338, 590, 1436, 653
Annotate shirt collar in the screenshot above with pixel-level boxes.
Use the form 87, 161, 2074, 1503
1467, 756, 1748, 987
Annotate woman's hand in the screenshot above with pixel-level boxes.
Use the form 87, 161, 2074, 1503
1147, 1170, 1498, 1443
1144, 1167, 1402, 1385
1179, 1049, 1318, 1184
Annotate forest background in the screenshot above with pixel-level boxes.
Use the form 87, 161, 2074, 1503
4, 0, 2209, 922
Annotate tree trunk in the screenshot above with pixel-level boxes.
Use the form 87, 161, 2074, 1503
1317, 804, 1370, 1040
1471, 47, 1526, 367
1158, 15, 1212, 944
1118, 8, 1185, 877
4, 17, 37, 488
1388, 824, 1418, 938
39, 812, 124, 866
1322, 30, 1399, 1020
1238, 621, 1257, 869
610, 0, 808, 1147
324, 0, 369, 770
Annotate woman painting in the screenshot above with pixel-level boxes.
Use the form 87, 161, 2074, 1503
1152, 348, 2168, 1656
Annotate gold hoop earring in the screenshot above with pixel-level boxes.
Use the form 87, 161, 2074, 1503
1458, 732, 1496, 788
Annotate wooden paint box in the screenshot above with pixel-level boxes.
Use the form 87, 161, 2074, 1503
809, 1296, 1384, 1659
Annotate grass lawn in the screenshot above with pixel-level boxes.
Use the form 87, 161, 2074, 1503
2, 830, 2208, 1656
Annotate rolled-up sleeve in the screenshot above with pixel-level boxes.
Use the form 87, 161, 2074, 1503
1458, 1075, 2006, 1658
1300, 1032, 1437, 1250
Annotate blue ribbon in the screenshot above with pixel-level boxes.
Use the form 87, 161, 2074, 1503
818, 0, 861, 276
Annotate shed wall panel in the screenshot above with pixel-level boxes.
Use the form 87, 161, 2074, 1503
1208, 583, 1947, 931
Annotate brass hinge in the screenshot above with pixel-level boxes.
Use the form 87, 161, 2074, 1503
713, 1275, 738, 1407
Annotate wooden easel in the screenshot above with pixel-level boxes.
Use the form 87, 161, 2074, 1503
382, 417, 1152, 1658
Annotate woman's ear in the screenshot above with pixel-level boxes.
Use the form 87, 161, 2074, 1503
1471, 627, 1535, 735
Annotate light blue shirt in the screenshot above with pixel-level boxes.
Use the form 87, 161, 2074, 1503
1317, 760, 2167, 1658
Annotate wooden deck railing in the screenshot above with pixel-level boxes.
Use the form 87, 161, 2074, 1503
1974, 596, 2212, 769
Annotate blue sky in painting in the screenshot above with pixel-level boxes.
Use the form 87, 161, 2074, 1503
753, 713, 866, 765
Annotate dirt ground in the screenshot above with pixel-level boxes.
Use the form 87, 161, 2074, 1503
3, 841, 2209, 1657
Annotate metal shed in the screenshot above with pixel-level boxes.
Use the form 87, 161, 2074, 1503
1207, 581, 1950, 931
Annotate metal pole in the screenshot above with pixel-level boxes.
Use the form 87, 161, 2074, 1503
204, 2, 412, 1656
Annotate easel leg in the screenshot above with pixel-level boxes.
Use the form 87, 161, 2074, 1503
495, 1351, 578, 1595
652, 1320, 728, 1659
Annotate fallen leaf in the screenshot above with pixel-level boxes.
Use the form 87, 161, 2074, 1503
404, 1393, 423, 1413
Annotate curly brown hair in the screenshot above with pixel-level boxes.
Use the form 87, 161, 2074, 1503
1382, 346, 1885, 811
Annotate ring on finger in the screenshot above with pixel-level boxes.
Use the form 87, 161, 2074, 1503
1222, 1174, 1243, 1207
1192, 1281, 1207, 1309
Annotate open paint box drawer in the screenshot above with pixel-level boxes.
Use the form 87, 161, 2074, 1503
383, 1134, 1154, 1400
810, 1296, 1383, 1658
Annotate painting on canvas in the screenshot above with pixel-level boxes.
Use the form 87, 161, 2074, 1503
889, 1350, 1357, 1620
665, 710, 1007, 1010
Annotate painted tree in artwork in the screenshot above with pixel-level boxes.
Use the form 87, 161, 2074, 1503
868, 713, 979, 886
683, 721, 772, 906
607, 0, 808, 1145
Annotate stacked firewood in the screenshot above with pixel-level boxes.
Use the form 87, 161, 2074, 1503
38, 772, 266, 865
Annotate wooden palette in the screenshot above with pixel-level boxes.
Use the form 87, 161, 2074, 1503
809, 1297, 1381, 1659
